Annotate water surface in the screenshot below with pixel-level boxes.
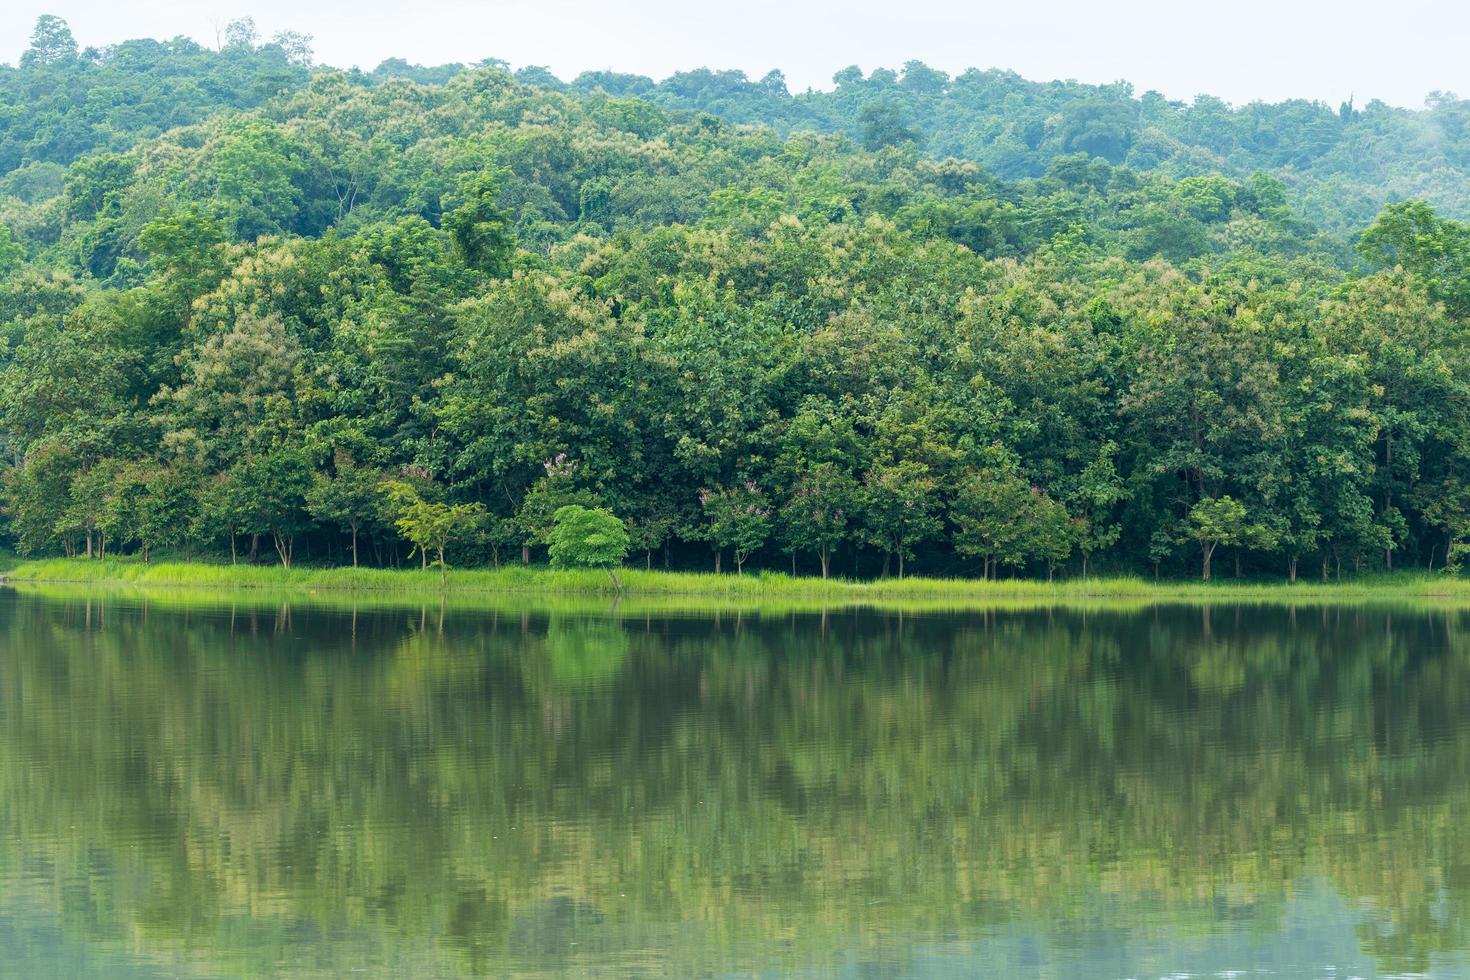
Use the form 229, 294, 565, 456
1, 590, 1468, 977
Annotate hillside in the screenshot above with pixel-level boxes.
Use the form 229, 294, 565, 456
4, 15, 1470, 581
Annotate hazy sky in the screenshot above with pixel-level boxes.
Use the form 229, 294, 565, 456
1, 0, 1464, 109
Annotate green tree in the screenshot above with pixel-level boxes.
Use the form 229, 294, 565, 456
444, 171, 514, 276
233, 447, 314, 568
778, 464, 856, 580
306, 453, 386, 567
1357, 201, 1470, 317
383, 480, 485, 584
130, 466, 199, 563
21, 15, 77, 68
1187, 495, 1275, 581
700, 482, 772, 575
859, 461, 940, 578
951, 465, 1033, 580
1064, 443, 1126, 579
858, 100, 918, 150
515, 456, 602, 563
546, 504, 631, 588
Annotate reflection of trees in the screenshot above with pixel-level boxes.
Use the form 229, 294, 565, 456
0, 596, 1468, 975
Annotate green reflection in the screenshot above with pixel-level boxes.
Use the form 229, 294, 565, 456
0, 591, 1468, 977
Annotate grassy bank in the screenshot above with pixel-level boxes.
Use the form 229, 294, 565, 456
6, 556, 1470, 610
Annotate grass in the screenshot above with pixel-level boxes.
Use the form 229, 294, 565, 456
6, 555, 1470, 612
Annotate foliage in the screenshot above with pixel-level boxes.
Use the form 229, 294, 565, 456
383, 479, 485, 584
546, 504, 631, 587
700, 482, 772, 574
2, 17, 1470, 584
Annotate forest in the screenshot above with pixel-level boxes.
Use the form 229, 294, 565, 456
5, 14, 1470, 581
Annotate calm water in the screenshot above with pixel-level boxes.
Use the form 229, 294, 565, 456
1, 590, 1469, 978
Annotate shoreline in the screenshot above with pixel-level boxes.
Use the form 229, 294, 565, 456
5, 558, 1470, 611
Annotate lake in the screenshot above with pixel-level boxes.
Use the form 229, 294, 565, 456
1, 589, 1468, 978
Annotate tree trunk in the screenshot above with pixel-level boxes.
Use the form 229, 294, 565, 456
350, 523, 359, 567
86, 533, 93, 559
273, 532, 293, 569
1081, 553, 1089, 580
249, 534, 259, 563
1384, 431, 1393, 571
1201, 542, 1215, 581
819, 546, 830, 580
1233, 550, 1241, 579
736, 555, 745, 575
1322, 556, 1330, 581
522, 544, 530, 564
897, 552, 905, 579
882, 552, 891, 579
607, 567, 623, 590
714, 550, 722, 574
230, 534, 237, 565
438, 548, 447, 587
421, 548, 427, 571
1288, 556, 1298, 583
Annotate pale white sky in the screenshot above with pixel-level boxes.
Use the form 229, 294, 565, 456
0, 0, 1463, 109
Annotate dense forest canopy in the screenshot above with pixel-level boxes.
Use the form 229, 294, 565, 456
5, 14, 1470, 580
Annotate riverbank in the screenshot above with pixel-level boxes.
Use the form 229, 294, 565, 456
6, 557, 1470, 608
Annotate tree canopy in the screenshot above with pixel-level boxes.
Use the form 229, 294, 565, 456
4, 16, 1470, 582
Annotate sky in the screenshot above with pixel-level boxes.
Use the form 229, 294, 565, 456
0, 0, 1464, 109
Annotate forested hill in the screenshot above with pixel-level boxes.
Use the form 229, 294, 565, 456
5, 14, 1470, 581
8, 15, 1470, 235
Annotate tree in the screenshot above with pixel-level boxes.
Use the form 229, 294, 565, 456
136, 206, 230, 327
1186, 496, 1274, 581
8, 442, 82, 557
858, 101, 918, 150
306, 453, 386, 567
1065, 444, 1126, 579
859, 461, 940, 578
196, 470, 251, 563
1357, 201, 1470, 317
232, 447, 313, 568
778, 464, 856, 580
775, 399, 862, 580
383, 481, 485, 585
1027, 490, 1076, 581
129, 466, 198, 562
700, 482, 772, 575
951, 465, 1032, 580
444, 171, 514, 276
516, 456, 601, 562
56, 461, 119, 558
546, 505, 631, 588
158, 312, 303, 464
625, 496, 679, 570
223, 17, 259, 49
22, 16, 77, 68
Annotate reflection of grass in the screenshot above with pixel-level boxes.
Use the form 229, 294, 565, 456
9, 557, 1470, 613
